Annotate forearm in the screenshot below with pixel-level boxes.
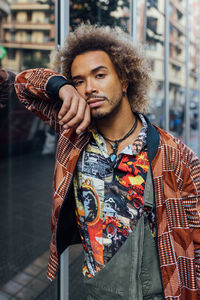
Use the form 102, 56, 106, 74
14, 68, 71, 105
183, 149, 200, 288
14, 68, 71, 132
15, 68, 90, 134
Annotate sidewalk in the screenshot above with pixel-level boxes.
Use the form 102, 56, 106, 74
0, 153, 88, 299
0, 153, 56, 299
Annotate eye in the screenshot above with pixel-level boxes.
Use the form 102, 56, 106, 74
74, 80, 84, 86
96, 73, 105, 79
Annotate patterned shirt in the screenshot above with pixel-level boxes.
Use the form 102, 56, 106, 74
73, 115, 155, 278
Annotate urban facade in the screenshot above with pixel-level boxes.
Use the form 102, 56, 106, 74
0, 0, 199, 115
1, 0, 55, 72
0, 0, 9, 47
138, 0, 199, 128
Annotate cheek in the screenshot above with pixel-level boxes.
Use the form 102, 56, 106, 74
109, 81, 123, 97
103, 77, 122, 94
76, 86, 85, 98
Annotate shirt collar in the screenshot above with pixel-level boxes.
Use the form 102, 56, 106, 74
88, 113, 148, 157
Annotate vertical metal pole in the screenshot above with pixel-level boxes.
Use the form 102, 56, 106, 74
198, 0, 200, 157
164, 0, 170, 131
142, 0, 147, 44
130, 0, 137, 43
56, 0, 70, 47
55, 1, 70, 299
185, 0, 190, 145
60, 249, 69, 300
60, 0, 70, 47
55, 0, 59, 46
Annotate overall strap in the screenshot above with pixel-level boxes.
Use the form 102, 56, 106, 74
141, 167, 164, 299
143, 167, 154, 209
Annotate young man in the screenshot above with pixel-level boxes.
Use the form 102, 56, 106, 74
14, 24, 200, 299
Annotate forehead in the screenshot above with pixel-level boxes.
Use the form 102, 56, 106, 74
71, 50, 115, 76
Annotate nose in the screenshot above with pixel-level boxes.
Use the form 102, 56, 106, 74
85, 78, 97, 97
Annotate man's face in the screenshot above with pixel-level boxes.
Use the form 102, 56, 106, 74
71, 50, 127, 120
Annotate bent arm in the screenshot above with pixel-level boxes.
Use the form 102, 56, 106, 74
181, 147, 200, 289
15, 68, 68, 133
15, 68, 90, 134
189, 154, 200, 289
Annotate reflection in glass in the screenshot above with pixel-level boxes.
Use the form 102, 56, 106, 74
0, 0, 57, 299
70, 1, 130, 32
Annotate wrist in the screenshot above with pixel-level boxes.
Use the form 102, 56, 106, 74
59, 84, 76, 101
46, 75, 73, 98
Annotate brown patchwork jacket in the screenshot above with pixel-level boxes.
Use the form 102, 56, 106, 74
14, 68, 200, 299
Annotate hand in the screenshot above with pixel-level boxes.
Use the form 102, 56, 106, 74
58, 84, 90, 134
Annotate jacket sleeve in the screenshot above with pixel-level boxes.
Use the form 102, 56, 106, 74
179, 142, 200, 288
14, 68, 68, 134
188, 152, 200, 289
0, 69, 16, 108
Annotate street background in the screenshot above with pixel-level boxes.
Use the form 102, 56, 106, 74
0, 0, 200, 299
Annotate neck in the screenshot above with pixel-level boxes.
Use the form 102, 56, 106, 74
95, 97, 136, 140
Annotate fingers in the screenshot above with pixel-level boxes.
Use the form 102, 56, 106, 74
58, 85, 90, 133
76, 105, 91, 134
59, 96, 80, 127
58, 85, 76, 120
58, 95, 73, 120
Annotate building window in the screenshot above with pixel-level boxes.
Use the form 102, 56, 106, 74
147, 0, 158, 9
172, 63, 181, 72
7, 49, 16, 60
26, 31, 32, 43
44, 32, 50, 43
175, 45, 182, 55
146, 39, 157, 51
27, 12, 32, 22
10, 31, 15, 42
169, 3, 173, 16
11, 13, 17, 22
147, 16, 158, 35
176, 9, 183, 20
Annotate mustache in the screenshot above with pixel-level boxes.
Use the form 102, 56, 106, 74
86, 95, 107, 102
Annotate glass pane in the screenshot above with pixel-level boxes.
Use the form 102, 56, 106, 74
70, 1, 130, 32
189, 0, 199, 154
168, 1, 186, 141
0, 0, 57, 299
138, 0, 165, 128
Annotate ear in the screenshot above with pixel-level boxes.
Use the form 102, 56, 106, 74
122, 80, 128, 93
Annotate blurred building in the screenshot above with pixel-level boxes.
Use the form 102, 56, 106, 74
138, 0, 198, 109
189, 0, 199, 105
138, 1, 186, 111
0, 0, 9, 19
0, 0, 9, 42
1, 0, 55, 72
168, 1, 186, 107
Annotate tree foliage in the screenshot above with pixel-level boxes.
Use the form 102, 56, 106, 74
70, 0, 130, 32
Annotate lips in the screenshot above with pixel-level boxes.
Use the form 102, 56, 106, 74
87, 98, 105, 108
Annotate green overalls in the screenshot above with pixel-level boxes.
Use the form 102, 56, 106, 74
84, 170, 164, 300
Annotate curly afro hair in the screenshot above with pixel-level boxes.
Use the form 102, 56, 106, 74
53, 24, 152, 113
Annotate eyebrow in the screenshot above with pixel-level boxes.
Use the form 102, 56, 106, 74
72, 66, 108, 81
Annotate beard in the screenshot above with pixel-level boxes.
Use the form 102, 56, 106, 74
90, 92, 124, 121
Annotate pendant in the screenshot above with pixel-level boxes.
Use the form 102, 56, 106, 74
109, 142, 118, 163
110, 153, 117, 163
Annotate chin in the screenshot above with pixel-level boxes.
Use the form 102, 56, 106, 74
91, 100, 122, 121
91, 110, 112, 120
